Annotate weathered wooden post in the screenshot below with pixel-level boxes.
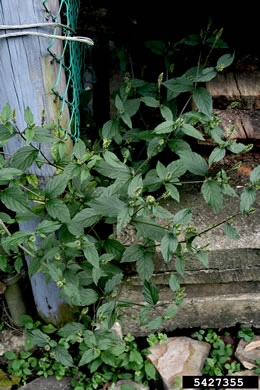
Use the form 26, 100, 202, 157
0, 0, 76, 325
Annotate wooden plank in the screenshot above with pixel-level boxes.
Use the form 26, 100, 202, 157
206, 72, 260, 110
0, 0, 73, 325
235, 71, 260, 110
206, 72, 240, 108
215, 109, 247, 139
215, 109, 260, 140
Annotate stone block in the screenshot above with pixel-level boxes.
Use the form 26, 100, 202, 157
148, 337, 210, 390
117, 182, 260, 336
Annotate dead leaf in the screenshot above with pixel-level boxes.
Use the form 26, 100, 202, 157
244, 340, 260, 352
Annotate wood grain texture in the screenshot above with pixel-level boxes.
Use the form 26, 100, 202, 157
206, 71, 260, 111
0, 0, 73, 325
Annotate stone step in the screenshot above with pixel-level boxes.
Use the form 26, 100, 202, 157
118, 178, 260, 336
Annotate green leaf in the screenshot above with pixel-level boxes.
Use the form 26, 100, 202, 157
79, 288, 99, 306
217, 52, 235, 68
12, 146, 38, 170
115, 95, 124, 111
165, 305, 178, 318
73, 139, 86, 160
2, 230, 31, 247
4, 351, 17, 360
1, 103, 11, 122
41, 324, 57, 334
168, 138, 192, 153
29, 329, 48, 347
0, 186, 30, 213
196, 251, 209, 267
142, 280, 159, 305
117, 206, 131, 235
208, 147, 226, 166
130, 349, 143, 365
136, 254, 154, 281
224, 222, 240, 240
192, 87, 212, 117
156, 161, 167, 180
153, 120, 174, 134
250, 165, 260, 185
160, 106, 173, 121
146, 316, 164, 330
95, 161, 131, 180
121, 112, 132, 129
222, 184, 238, 198
165, 184, 180, 202
28, 256, 42, 278
0, 168, 23, 181
175, 256, 185, 277
201, 180, 223, 213
78, 348, 100, 367
161, 233, 178, 263
179, 151, 208, 176
46, 199, 71, 223
102, 119, 119, 140
25, 127, 35, 144
124, 98, 140, 117
24, 106, 34, 125
128, 174, 143, 197
121, 244, 146, 263
88, 196, 125, 218
140, 96, 159, 107
0, 125, 15, 142
83, 241, 100, 269
0, 256, 7, 271
57, 322, 85, 337
36, 220, 61, 233
169, 273, 180, 291
173, 208, 192, 226
227, 143, 247, 154
53, 346, 74, 367
133, 216, 166, 241
139, 305, 152, 326
32, 127, 59, 143
45, 173, 69, 198
145, 361, 157, 380
194, 67, 217, 82
147, 137, 163, 158
104, 273, 123, 294
181, 124, 205, 141
240, 187, 256, 213
162, 76, 193, 97
68, 208, 101, 236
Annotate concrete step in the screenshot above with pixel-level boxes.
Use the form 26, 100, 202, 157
118, 176, 260, 336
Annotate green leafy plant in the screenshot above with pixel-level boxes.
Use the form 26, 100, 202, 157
237, 328, 255, 343
0, 28, 259, 339
4, 350, 38, 385
254, 359, 260, 375
193, 329, 241, 376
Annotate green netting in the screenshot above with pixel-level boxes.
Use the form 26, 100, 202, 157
42, 0, 86, 141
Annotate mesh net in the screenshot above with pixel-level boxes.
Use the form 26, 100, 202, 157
42, 0, 86, 141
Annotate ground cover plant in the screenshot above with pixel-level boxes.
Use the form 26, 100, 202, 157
0, 27, 260, 388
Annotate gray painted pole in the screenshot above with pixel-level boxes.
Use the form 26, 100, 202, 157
0, 0, 74, 325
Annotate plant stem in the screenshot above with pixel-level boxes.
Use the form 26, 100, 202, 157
0, 219, 35, 258
19, 184, 46, 201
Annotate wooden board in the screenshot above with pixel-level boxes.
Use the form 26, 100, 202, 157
206, 71, 260, 110
216, 109, 260, 140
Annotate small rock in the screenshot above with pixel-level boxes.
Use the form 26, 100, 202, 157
114, 379, 149, 390
19, 376, 72, 390
235, 336, 260, 368
224, 370, 260, 390
148, 336, 211, 390
0, 329, 26, 363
